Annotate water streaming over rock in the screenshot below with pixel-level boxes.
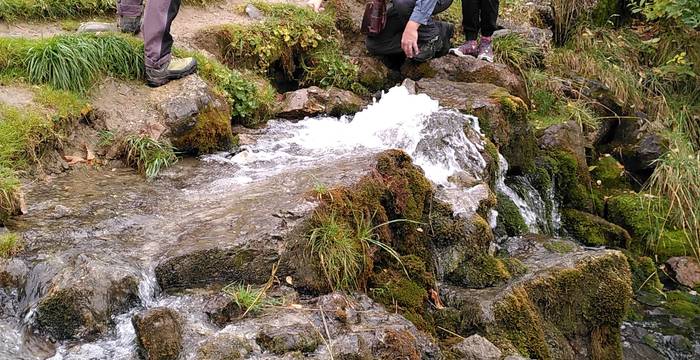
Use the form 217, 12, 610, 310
4, 86, 537, 359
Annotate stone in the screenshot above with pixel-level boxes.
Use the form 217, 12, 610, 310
416, 79, 537, 173
538, 120, 590, 181
353, 56, 391, 91
32, 255, 140, 340
77, 22, 119, 33
451, 334, 502, 360
276, 86, 365, 119
203, 293, 241, 327
245, 4, 264, 20
133, 308, 183, 360
196, 333, 252, 360
442, 240, 633, 360
561, 209, 632, 248
666, 257, 700, 288
256, 323, 321, 355
152, 75, 218, 137
403, 55, 527, 101
0, 258, 28, 289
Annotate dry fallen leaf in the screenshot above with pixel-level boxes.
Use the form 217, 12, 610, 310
63, 155, 86, 165
429, 289, 444, 309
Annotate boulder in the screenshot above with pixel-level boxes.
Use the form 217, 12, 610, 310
196, 333, 253, 360
276, 86, 365, 119
31, 255, 140, 341
451, 334, 502, 360
442, 238, 633, 360
666, 257, 700, 288
133, 308, 183, 360
562, 209, 632, 248
353, 56, 391, 91
403, 55, 527, 101
0, 258, 28, 289
416, 79, 537, 173
256, 323, 322, 354
538, 120, 590, 182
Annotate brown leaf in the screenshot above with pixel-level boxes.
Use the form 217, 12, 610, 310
64, 155, 86, 165
429, 289, 444, 309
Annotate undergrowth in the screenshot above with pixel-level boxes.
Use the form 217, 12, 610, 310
0, 34, 143, 93
0, 232, 22, 258
493, 33, 541, 69
124, 135, 177, 180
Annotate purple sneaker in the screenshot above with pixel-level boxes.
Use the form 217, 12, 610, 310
450, 40, 478, 58
478, 36, 494, 62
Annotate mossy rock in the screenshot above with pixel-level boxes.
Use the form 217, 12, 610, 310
172, 104, 234, 154
532, 151, 594, 212
624, 252, 663, 294
495, 192, 527, 237
446, 254, 511, 289
606, 193, 691, 259
35, 289, 89, 340
591, 155, 631, 192
370, 268, 427, 311
562, 208, 631, 248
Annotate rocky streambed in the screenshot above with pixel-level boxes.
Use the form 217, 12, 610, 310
0, 86, 636, 359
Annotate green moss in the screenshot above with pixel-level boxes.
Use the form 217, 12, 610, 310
447, 254, 511, 289
591, 155, 631, 191
625, 253, 662, 294
172, 105, 233, 154
495, 192, 527, 237
607, 193, 691, 259
562, 208, 631, 248
665, 299, 700, 318
36, 289, 86, 340
543, 239, 576, 254
535, 151, 593, 212
497, 94, 537, 173
493, 288, 550, 359
370, 268, 427, 311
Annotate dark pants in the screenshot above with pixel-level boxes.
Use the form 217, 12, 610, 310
461, 0, 499, 40
118, 0, 182, 69
366, 0, 454, 56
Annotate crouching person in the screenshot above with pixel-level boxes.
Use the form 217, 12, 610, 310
365, 0, 454, 63
117, 0, 197, 87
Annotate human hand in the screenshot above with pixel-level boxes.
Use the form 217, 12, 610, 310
401, 21, 420, 58
307, 0, 324, 12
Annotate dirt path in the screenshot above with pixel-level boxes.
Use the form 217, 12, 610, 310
0, 0, 306, 50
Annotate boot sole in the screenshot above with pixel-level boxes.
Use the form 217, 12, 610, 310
146, 64, 198, 88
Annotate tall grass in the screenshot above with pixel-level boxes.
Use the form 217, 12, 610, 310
0, 0, 115, 21
0, 166, 22, 223
124, 135, 177, 180
493, 33, 541, 69
645, 131, 700, 261
0, 232, 22, 258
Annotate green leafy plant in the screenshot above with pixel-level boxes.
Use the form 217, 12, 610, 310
124, 135, 177, 180
632, 0, 700, 28
222, 283, 276, 315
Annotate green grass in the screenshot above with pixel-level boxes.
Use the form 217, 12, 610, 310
0, 104, 55, 170
0, 34, 143, 93
222, 283, 276, 315
0, 0, 115, 21
124, 134, 177, 180
0, 232, 22, 258
0, 166, 22, 223
493, 33, 541, 69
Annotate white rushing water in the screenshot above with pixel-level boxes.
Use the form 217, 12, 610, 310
30, 85, 545, 359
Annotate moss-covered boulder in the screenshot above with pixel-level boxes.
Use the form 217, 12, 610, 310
538, 120, 590, 185
562, 208, 632, 248
530, 151, 594, 212
606, 193, 691, 259
443, 240, 632, 359
133, 308, 183, 360
591, 155, 631, 191
494, 192, 528, 237
416, 79, 537, 174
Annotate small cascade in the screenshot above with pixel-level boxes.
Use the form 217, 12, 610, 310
496, 154, 540, 233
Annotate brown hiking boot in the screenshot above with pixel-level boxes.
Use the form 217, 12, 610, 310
145, 57, 198, 87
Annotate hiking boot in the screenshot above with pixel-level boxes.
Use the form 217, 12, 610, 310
436, 21, 455, 57
450, 40, 478, 58
478, 36, 494, 62
413, 22, 454, 63
119, 15, 141, 34
145, 57, 198, 87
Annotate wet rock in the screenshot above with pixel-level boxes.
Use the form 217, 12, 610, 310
538, 120, 589, 181
203, 293, 241, 327
354, 56, 391, 91
276, 86, 365, 119
562, 209, 632, 248
451, 334, 502, 360
416, 79, 536, 173
196, 332, 252, 359
666, 257, 700, 288
256, 323, 321, 354
442, 240, 632, 359
0, 259, 28, 289
152, 75, 220, 137
133, 308, 182, 360
403, 55, 527, 101
32, 255, 140, 340
156, 247, 280, 293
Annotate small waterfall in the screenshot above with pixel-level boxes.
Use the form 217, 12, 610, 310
496, 154, 540, 233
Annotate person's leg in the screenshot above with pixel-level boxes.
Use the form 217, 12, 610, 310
117, 0, 143, 34
142, 0, 196, 86
461, 0, 480, 41
479, 0, 499, 37
366, 0, 416, 56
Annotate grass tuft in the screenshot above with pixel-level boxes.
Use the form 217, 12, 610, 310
0, 232, 22, 258
0, 0, 115, 21
493, 33, 541, 69
124, 135, 177, 180
222, 283, 276, 315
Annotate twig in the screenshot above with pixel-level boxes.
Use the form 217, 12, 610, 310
319, 305, 335, 360
436, 326, 465, 339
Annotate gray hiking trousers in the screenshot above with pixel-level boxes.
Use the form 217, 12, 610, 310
117, 0, 182, 69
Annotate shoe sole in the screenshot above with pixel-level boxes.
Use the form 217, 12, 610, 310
477, 54, 494, 62
449, 48, 477, 58
146, 64, 198, 88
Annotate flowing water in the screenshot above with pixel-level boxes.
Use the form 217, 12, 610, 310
2, 86, 556, 359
